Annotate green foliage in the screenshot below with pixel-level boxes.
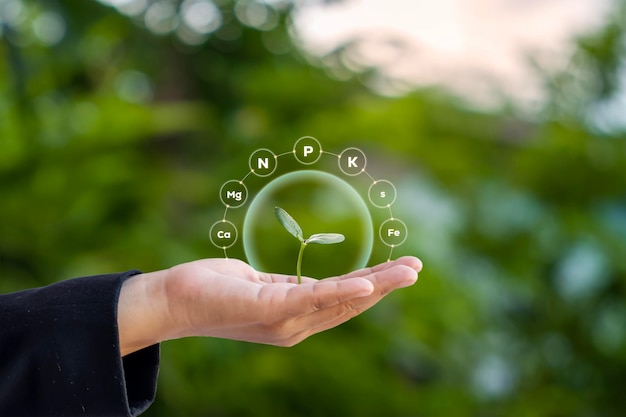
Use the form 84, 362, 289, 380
1, 1, 626, 416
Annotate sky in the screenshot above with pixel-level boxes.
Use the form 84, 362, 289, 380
292, 0, 617, 112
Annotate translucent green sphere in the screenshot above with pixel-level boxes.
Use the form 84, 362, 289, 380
243, 170, 373, 277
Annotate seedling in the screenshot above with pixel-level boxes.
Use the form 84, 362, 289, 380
274, 206, 345, 284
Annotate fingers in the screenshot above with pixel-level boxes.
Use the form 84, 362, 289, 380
260, 256, 422, 285
251, 257, 422, 346
321, 258, 420, 303
262, 257, 420, 324
280, 277, 375, 313
290, 263, 418, 328
327, 256, 422, 281
367, 262, 420, 292
268, 261, 420, 346
253, 277, 373, 345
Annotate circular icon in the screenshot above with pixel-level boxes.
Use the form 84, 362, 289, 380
249, 148, 277, 177
219, 180, 248, 208
338, 147, 366, 176
210, 220, 238, 249
293, 136, 322, 165
368, 180, 397, 208
379, 218, 408, 247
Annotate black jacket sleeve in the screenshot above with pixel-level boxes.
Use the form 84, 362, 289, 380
0, 271, 160, 417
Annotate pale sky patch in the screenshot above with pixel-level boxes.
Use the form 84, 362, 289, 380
292, 0, 616, 109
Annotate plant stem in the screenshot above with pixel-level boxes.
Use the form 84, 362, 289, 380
296, 241, 306, 284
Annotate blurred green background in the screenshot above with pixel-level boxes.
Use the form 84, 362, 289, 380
1, 0, 626, 416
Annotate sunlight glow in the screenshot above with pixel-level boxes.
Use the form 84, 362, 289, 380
293, 0, 615, 108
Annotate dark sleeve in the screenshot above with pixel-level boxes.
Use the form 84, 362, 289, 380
0, 271, 160, 417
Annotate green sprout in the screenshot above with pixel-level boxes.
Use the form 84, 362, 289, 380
274, 206, 345, 284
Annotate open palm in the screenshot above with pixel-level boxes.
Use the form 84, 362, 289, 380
163, 257, 422, 346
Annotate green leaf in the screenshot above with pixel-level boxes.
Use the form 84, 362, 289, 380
305, 233, 345, 245
274, 206, 303, 241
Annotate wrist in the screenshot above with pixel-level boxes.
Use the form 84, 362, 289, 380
117, 268, 176, 356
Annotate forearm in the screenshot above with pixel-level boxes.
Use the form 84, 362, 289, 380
0, 271, 160, 415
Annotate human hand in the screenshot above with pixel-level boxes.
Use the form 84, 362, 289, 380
117, 257, 422, 356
